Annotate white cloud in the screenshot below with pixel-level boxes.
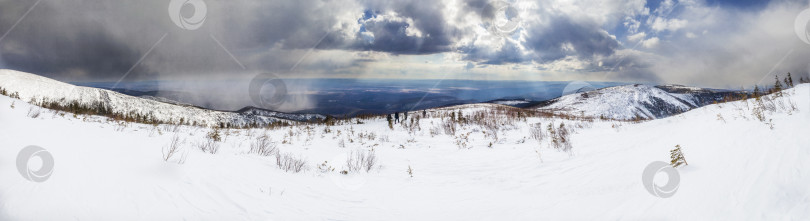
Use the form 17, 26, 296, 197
627, 32, 647, 42
685, 32, 696, 38
650, 17, 688, 32
641, 37, 660, 48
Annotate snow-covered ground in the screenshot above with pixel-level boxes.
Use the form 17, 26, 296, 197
1, 82, 809, 220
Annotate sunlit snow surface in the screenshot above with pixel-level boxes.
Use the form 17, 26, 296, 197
1, 71, 809, 220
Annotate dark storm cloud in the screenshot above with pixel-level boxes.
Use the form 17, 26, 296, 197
0, 0, 467, 81
523, 15, 620, 63
0, 0, 364, 82
351, 0, 460, 54
0, 0, 632, 81
458, 39, 527, 65
4, 0, 790, 87
591, 52, 660, 83
0, 0, 171, 80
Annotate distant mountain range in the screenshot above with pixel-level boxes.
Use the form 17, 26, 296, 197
75, 78, 626, 116
1, 69, 748, 122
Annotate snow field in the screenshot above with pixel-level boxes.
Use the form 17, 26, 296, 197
0, 84, 808, 220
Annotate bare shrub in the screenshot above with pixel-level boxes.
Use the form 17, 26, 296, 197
163, 134, 184, 162
557, 123, 573, 152
716, 113, 726, 123
197, 139, 220, 154
114, 121, 129, 132
378, 135, 390, 143
429, 126, 440, 137
441, 118, 457, 135
529, 123, 545, 143
454, 132, 471, 149
317, 161, 335, 174
549, 122, 573, 153
27, 107, 41, 118
346, 150, 377, 172
249, 134, 278, 156
276, 152, 308, 173
207, 129, 222, 142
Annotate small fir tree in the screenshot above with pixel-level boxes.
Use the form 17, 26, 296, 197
773, 75, 783, 96
670, 145, 688, 168
786, 72, 794, 88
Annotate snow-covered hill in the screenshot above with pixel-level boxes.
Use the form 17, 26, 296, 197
0, 69, 322, 127
534, 84, 738, 120
0, 78, 808, 219
237, 106, 325, 122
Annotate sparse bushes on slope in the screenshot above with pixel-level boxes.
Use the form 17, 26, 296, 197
249, 134, 278, 156
197, 129, 222, 154
276, 152, 308, 173
746, 87, 798, 125
32, 97, 174, 125
345, 150, 377, 173
197, 139, 221, 154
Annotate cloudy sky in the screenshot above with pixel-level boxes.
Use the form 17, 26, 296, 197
1, 0, 809, 88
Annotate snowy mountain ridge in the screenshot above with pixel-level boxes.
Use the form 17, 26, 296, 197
534, 84, 717, 120
0, 69, 323, 126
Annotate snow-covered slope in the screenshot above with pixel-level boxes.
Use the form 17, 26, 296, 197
655, 84, 747, 108
0, 69, 321, 126
535, 84, 702, 120
0, 82, 808, 220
